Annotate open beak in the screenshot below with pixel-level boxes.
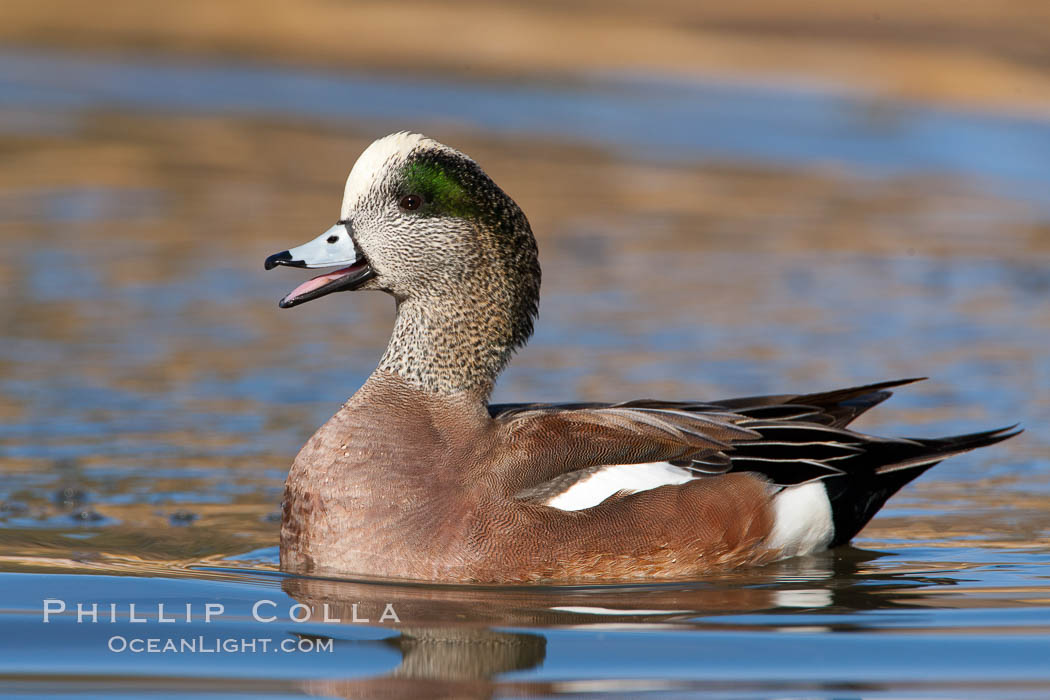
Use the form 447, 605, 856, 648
264, 223, 376, 308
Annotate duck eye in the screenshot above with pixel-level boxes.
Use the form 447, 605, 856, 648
326, 234, 339, 243
399, 194, 422, 211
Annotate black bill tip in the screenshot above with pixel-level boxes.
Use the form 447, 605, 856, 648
264, 250, 307, 270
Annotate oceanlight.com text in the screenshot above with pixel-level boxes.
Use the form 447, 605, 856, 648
107, 635, 334, 653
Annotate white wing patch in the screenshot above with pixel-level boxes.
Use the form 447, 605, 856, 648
773, 589, 833, 609
544, 462, 697, 511
766, 482, 834, 557
550, 606, 693, 615
542, 460, 837, 560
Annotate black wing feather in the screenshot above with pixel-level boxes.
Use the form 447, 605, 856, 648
493, 380, 1020, 533
491, 378, 932, 488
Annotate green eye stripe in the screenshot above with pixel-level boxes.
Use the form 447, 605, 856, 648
402, 160, 477, 218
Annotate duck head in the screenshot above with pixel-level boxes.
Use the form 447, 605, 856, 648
266, 132, 541, 395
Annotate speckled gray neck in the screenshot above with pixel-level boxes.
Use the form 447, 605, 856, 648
377, 257, 536, 396
378, 302, 501, 396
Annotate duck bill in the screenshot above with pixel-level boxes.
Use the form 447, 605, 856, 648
265, 223, 376, 308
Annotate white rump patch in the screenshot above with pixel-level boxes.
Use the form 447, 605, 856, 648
767, 482, 834, 557
544, 462, 696, 511
340, 132, 462, 217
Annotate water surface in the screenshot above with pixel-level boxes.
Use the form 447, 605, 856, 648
1, 46, 1048, 698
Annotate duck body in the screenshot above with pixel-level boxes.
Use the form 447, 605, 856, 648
267, 132, 1017, 583
281, 371, 774, 581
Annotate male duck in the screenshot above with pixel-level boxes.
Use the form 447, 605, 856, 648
265, 132, 1017, 583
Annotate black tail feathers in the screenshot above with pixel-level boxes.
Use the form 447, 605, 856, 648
825, 425, 1021, 547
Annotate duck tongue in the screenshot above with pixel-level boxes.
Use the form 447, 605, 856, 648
279, 262, 372, 308
286, 266, 358, 299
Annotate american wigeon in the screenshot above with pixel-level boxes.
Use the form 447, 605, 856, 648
265, 132, 1018, 583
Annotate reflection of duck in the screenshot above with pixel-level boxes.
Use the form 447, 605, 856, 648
281, 548, 936, 633
303, 627, 548, 700
265, 132, 1018, 583
285, 576, 551, 700
281, 553, 944, 697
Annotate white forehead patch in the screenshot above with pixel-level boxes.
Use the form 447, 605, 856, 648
339, 132, 461, 219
